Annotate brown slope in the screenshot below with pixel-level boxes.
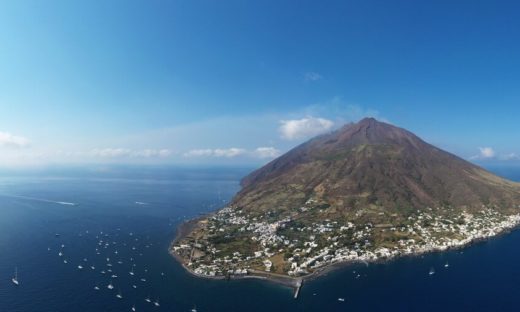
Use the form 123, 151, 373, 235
232, 118, 520, 217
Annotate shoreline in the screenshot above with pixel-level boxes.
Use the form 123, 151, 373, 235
169, 215, 520, 292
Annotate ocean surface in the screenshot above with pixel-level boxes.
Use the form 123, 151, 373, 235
1, 165, 520, 312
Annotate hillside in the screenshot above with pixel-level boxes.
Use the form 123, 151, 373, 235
172, 118, 520, 279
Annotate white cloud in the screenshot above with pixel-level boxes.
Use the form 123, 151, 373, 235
89, 148, 173, 158
213, 148, 246, 158
0, 131, 30, 148
184, 148, 246, 158
253, 147, 281, 158
478, 147, 496, 159
500, 153, 520, 161
279, 117, 334, 140
184, 147, 280, 159
304, 72, 323, 82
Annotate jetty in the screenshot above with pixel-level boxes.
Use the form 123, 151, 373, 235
293, 279, 303, 299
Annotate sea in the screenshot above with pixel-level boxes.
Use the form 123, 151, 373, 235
1, 165, 520, 312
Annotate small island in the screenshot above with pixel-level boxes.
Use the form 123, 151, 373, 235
171, 118, 520, 290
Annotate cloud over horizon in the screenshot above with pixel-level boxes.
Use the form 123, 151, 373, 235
0, 131, 30, 148
184, 147, 280, 159
88, 148, 173, 158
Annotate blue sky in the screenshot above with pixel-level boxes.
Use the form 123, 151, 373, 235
0, 0, 519, 167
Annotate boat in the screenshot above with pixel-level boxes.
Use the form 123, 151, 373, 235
101, 270, 106, 274
63, 260, 68, 264
145, 297, 151, 303
338, 298, 345, 302
116, 290, 123, 299
111, 274, 118, 278
58, 251, 63, 257
107, 282, 114, 290
132, 285, 137, 289
131, 305, 136, 312
191, 305, 198, 312
91, 266, 95, 270
12, 267, 19, 286
129, 267, 134, 276
429, 267, 435, 275
78, 265, 84, 270
444, 262, 449, 268
94, 286, 100, 290
153, 298, 160, 307
140, 278, 146, 282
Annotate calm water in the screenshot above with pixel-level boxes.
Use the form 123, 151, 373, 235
0, 166, 520, 311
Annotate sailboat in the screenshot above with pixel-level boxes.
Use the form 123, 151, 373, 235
12, 267, 19, 286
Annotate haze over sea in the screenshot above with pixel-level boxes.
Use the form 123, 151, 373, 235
1, 165, 520, 312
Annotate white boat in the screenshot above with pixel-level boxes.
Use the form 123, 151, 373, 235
91, 266, 95, 270
191, 305, 198, 312
145, 297, 151, 303
132, 285, 137, 289
111, 274, 118, 278
140, 278, 146, 282
12, 267, 19, 286
78, 265, 84, 270
94, 286, 100, 290
129, 267, 134, 276
63, 260, 68, 264
429, 268, 435, 275
58, 251, 63, 257
131, 305, 136, 312
338, 298, 345, 302
153, 299, 160, 307
107, 282, 114, 290
101, 270, 106, 274
444, 262, 449, 268
116, 290, 123, 299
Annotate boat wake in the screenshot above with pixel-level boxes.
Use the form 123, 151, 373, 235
0, 194, 78, 206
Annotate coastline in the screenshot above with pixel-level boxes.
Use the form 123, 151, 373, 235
170, 216, 520, 292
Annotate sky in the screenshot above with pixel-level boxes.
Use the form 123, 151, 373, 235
0, 0, 519, 168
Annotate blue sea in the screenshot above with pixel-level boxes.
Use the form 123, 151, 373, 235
1, 165, 520, 312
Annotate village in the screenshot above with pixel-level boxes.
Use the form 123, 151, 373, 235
172, 203, 520, 278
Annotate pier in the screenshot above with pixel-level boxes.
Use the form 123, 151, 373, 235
293, 279, 303, 299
